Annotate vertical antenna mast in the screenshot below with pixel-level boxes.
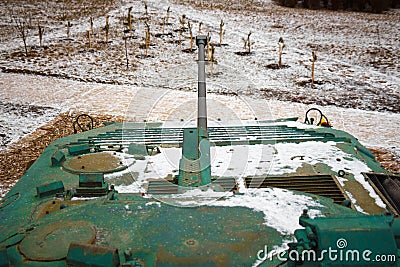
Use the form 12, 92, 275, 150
196, 35, 208, 132
195, 35, 211, 186
177, 36, 211, 187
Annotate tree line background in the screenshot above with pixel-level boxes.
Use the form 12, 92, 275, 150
274, 0, 400, 13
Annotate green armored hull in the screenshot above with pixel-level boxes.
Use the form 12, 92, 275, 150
1, 36, 399, 266
1, 118, 399, 266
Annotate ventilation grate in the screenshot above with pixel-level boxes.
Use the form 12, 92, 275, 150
245, 175, 349, 205
147, 179, 179, 195
364, 173, 400, 216
211, 177, 237, 192
147, 177, 237, 194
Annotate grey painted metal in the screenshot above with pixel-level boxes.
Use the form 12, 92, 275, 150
196, 35, 208, 132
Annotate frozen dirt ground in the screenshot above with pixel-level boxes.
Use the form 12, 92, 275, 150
0, 0, 398, 111
0, 0, 399, 198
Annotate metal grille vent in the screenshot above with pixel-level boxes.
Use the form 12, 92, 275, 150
245, 174, 349, 205
147, 177, 237, 194
364, 173, 400, 216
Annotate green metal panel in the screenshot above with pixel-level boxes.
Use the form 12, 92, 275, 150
51, 150, 66, 167
181, 128, 198, 160
79, 173, 104, 188
66, 242, 119, 267
76, 172, 108, 197
178, 128, 200, 186
127, 143, 148, 157
178, 128, 211, 186
0, 247, 8, 267
36, 181, 64, 198
198, 136, 211, 186
68, 143, 91, 155
0, 118, 394, 266
285, 214, 399, 266
75, 185, 109, 197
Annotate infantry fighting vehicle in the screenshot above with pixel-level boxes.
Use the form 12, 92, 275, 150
0, 36, 399, 266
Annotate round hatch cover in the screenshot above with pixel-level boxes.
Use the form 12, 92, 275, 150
63, 152, 128, 174
19, 221, 96, 261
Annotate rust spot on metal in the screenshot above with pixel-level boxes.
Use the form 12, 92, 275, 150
155, 247, 229, 267
19, 221, 96, 261
185, 239, 197, 246
33, 199, 85, 219
344, 180, 386, 214
63, 152, 127, 174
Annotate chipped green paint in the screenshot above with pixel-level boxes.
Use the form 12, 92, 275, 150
0, 119, 396, 266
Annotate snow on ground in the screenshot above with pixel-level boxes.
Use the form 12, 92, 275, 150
0, 0, 398, 150
1, 72, 399, 158
0, 0, 398, 111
